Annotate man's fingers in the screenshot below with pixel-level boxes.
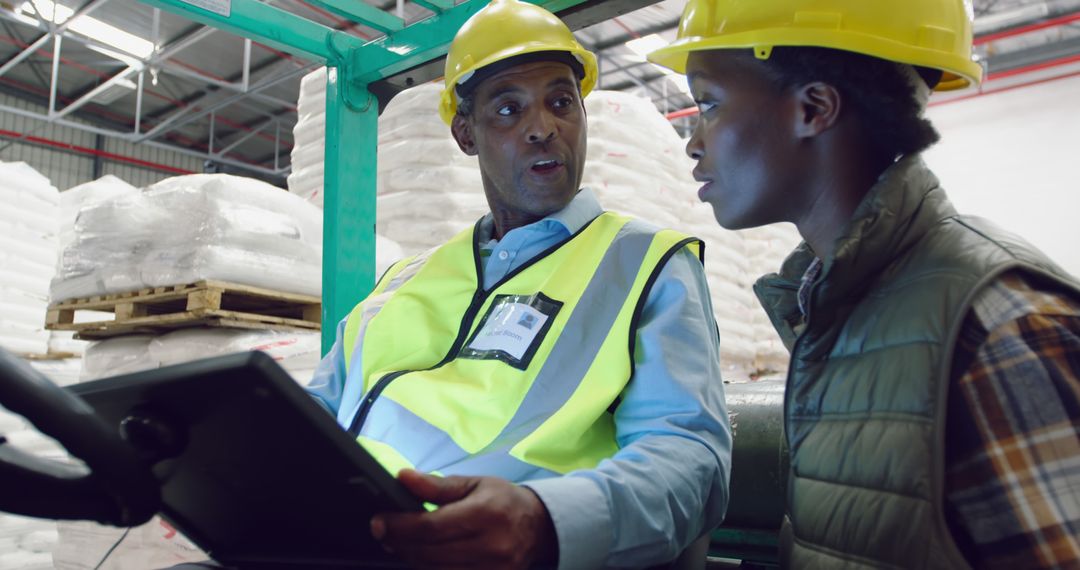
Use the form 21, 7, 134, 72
398, 469, 477, 505
373, 502, 479, 546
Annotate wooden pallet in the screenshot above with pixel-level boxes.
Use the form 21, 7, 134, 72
46, 280, 321, 340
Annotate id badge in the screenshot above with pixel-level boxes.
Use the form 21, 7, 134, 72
459, 293, 563, 370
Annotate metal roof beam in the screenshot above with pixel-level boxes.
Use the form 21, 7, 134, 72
53, 64, 141, 120
151, 24, 217, 63
213, 116, 275, 156
0, 8, 300, 121
138, 61, 316, 142
140, 0, 365, 63
0, 100, 285, 176
362, 0, 664, 109
598, 52, 665, 99
590, 17, 679, 52
0, 0, 112, 78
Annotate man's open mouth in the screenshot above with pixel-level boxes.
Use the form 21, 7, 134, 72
531, 159, 563, 173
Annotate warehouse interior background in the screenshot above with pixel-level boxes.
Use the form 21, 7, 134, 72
0, 0, 1078, 567
0, 0, 1077, 269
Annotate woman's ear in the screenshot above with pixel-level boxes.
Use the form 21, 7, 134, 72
792, 81, 842, 139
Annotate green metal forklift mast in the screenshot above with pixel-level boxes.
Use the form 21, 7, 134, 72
138, 0, 579, 352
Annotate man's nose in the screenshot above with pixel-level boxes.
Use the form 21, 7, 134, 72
526, 109, 557, 144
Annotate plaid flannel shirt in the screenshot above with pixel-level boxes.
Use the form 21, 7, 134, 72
945, 271, 1080, 569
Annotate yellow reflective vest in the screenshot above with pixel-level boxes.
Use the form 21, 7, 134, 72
342, 212, 702, 479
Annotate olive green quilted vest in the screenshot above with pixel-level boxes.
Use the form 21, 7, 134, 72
754, 157, 1080, 569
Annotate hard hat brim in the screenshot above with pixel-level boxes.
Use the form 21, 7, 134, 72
647, 30, 983, 92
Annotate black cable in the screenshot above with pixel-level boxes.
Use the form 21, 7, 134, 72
92, 527, 132, 570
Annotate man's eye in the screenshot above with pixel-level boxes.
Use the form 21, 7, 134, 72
553, 96, 574, 109
496, 103, 519, 116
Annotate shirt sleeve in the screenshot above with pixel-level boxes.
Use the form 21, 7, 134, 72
304, 317, 350, 417
945, 273, 1080, 569
524, 246, 733, 569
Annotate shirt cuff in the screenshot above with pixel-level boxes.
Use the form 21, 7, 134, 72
522, 475, 612, 570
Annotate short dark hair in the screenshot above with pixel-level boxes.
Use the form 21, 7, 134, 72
755, 47, 941, 163
456, 93, 475, 119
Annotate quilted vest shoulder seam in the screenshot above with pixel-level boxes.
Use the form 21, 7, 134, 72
789, 411, 933, 423
793, 472, 930, 502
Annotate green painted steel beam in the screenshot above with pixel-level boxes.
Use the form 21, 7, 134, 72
349, 0, 594, 84
307, 0, 405, 33
141, 0, 365, 63
411, 0, 455, 13
321, 69, 378, 353
349, 0, 487, 84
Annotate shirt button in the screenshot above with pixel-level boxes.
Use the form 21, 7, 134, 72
498, 251, 509, 261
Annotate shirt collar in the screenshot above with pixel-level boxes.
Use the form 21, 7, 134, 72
477, 187, 603, 243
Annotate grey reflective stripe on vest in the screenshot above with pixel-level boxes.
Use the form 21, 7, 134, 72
477, 220, 658, 455
360, 396, 469, 469
345, 247, 437, 372
384, 247, 437, 293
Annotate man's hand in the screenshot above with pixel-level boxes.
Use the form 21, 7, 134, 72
370, 469, 558, 569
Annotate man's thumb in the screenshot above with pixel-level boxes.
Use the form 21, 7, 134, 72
397, 469, 475, 505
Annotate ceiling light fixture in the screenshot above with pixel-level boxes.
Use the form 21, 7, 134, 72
20, 0, 154, 59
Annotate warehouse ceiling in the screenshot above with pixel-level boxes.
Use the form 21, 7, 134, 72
0, 0, 1076, 181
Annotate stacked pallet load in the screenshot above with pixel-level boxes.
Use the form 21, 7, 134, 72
49, 174, 324, 346
48, 175, 135, 358
46, 173, 327, 568
0, 161, 59, 357
285, 67, 411, 269
0, 161, 64, 569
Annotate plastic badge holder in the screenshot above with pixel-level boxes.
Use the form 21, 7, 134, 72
70, 351, 420, 568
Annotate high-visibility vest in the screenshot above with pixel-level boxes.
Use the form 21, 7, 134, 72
342, 212, 702, 479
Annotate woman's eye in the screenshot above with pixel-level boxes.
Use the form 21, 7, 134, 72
696, 100, 717, 114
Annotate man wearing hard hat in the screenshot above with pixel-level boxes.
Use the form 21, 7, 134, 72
306, 0, 732, 567
649, 0, 1080, 567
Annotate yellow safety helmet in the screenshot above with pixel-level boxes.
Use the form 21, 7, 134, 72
647, 0, 983, 91
438, 0, 599, 124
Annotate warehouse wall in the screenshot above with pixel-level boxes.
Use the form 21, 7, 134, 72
0, 92, 202, 189
925, 72, 1080, 278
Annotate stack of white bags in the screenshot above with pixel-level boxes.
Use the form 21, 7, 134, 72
288, 70, 799, 380
287, 68, 327, 208
0, 168, 131, 568
52, 173, 324, 302
49, 175, 134, 357
0, 161, 59, 357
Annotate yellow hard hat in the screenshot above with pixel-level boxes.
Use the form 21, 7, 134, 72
647, 0, 983, 91
438, 0, 599, 124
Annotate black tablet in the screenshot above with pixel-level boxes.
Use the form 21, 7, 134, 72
70, 351, 421, 568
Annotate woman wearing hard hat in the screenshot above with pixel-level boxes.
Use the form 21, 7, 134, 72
649, 0, 1080, 568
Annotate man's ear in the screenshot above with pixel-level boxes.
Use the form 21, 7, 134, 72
451, 114, 478, 156
792, 82, 842, 139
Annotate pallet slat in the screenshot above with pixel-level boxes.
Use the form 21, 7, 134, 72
46, 281, 321, 340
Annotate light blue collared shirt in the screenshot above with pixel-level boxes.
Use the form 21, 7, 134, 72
307, 189, 732, 568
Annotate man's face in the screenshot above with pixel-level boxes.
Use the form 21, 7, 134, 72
452, 61, 587, 225
684, 51, 803, 230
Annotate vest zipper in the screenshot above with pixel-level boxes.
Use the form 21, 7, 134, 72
782, 281, 816, 510
347, 215, 605, 437
348, 288, 491, 436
